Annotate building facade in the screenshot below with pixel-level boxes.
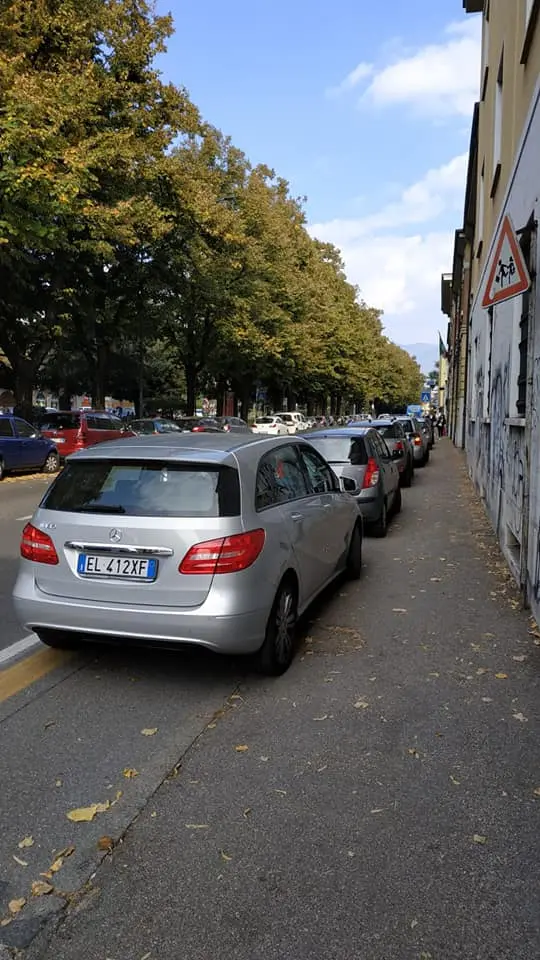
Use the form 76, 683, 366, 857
443, 0, 540, 611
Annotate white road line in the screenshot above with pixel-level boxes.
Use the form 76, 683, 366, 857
16, 515, 32, 522
0, 633, 41, 666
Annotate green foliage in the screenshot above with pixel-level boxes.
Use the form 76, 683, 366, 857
0, 0, 423, 416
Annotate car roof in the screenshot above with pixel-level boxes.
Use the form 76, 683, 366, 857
66, 432, 315, 464
306, 428, 371, 438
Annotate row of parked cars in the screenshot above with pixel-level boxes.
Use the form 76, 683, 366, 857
12, 407, 436, 675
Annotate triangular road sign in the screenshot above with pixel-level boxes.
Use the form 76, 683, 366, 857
482, 214, 531, 308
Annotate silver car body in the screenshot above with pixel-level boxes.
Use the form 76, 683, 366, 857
303, 428, 400, 526
393, 416, 429, 464
13, 434, 360, 655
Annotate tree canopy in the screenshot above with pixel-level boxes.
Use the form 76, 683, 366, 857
0, 0, 423, 416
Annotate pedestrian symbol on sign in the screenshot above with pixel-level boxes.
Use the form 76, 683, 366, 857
421, 391, 431, 404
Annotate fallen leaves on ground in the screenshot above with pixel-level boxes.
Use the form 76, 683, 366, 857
407, 748, 420, 759
495, 672, 508, 680
313, 714, 329, 721
513, 654, 526, 662
185, 823, 209, 830
8, 898, 26, 915
450, 775, 460, 786
97, 836, 114, 852
220, 849, 232, 862
123, 768, 139, 779
392, 608, 407, 614
513, 712, 528, 722
31, 880, 54, 897
235, 745, 248, 752
473, 834, 487, 845
141, 728, 158, 737
533, 787, 540, 797
67, 800, 110, 823
18, 836, 34, 849
354, 699, 369, 710
12, 855, 28, 867
243, 808, 252, 819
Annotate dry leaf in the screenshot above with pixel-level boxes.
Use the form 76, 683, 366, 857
275, 789, 287, 796
495, 672, 508, 680
185, 823, 209, 830
8, 898, 26, 914
18, 836, 34, 849
97, 836, 114, 852
140, 953, 152, 960
354, 699, 369, 709
0, 918, 13, 928
54, 845, 75, 860
44, 720, 56, 729
12, 855, 28, 867
411, 919, 419, 929
313, 715, 328, 721
430, 577, 441, 582
141, 728, 158, 737
259, 755, 269, 762
370, 808, 384, 814
513, 712, 528, 722
392, 608, 407, 613
407, 748, 420, 759
513, 655, 526, 662
476, 667, 487, 675
482, 697, 493, 703
67, 800, 110, 823
123, 768, 139, 779
220, 849, 232, 862
235, 745, 248, 753
55, 779, 63, 788
473, 834, 487, 845
533, 787, 540, 797
449, 775, 460, 786
243, 808, 252, 818
31, 880, 53, 897
49, 858, 65, 874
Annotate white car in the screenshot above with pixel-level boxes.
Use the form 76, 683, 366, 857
251, 416, 289, 436
274, 412, 309, 434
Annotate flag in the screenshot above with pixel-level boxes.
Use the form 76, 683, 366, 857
439, 332, 448, 359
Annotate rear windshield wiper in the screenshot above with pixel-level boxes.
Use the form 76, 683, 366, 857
77, 504, 127, 514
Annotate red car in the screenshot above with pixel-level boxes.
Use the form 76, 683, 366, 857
38, 411, 135, 457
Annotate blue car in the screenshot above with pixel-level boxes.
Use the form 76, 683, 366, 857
0, 415, 60, 481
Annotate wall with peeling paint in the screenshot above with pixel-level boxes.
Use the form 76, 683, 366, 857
466, 83, 540, 616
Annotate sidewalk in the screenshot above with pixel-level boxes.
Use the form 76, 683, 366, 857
27, 441, 540, 960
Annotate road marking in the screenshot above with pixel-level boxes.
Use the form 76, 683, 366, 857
16, 515, 33, 521
0, 645, 73, 704
0, 633, 40, 666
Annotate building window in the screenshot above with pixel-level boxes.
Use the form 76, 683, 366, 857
481, 1, 490, 100
522, 0, 540, 63
477, 160, 485, 258
516, 217, 536, 416
491, 50, 503, 196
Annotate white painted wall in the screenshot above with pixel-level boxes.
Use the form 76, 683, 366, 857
466, 81, 540, 612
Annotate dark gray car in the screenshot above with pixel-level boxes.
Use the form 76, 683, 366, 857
352, 419, 414, 487
305, 428, 401, 537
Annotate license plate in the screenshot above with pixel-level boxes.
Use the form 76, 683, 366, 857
77, 554, 157, 580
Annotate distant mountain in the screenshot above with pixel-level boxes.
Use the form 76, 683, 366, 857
400, 343, 439, 375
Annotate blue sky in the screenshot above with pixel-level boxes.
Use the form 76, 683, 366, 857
156, 1, 481, 352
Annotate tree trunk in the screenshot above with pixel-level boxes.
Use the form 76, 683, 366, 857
216, 379, 227, 417
95, 342, 109, 409
185, 364, 198, 416
240, 382, 252, 422
13, 359, 35, 421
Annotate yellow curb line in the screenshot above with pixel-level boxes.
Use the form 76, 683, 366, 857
0, 648, 72, 704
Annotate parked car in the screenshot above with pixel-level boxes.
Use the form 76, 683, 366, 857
353, 419, 414, 487
130, 418, 183, 436
274, 412, 309, 434
393, 416, 430, 466
13, 433, 362, 675
251, 416, 289, 436
0, 415, 60, 480
215, 416, 251, 433
38, 411, 135, 458
305, 427, 401, 537
176, 417, 224, 433
416, 416, 434, 450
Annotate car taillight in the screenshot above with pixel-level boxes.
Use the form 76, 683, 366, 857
413, 434, 423, 446
179, 529, 266, 575
191, 426, 204, 432
395, 441, 404, 453
362, 457, 380, 489
20, 523, 59, 565
223, 423, 231, 432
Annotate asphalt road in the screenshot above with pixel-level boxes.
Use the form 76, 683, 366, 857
0, 477, 52, 653
1, 442, 540, 959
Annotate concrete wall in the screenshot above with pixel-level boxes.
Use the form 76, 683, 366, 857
466, 81, 540, 610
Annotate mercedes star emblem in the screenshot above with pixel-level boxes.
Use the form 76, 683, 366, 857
109, 528, 122, 543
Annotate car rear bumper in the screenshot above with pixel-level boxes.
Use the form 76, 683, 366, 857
13, 577, 269, 655
412, 446, 424, 461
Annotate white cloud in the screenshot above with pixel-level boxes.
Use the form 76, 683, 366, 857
326, 61, 374, 98
332, 17, 481, 118
309, 155, 467, 342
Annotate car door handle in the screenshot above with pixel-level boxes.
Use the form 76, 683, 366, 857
290, 513, 304, 522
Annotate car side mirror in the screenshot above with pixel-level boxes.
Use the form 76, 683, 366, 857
340, 476, 358, 494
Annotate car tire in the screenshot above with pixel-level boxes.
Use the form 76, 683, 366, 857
400, 461, 413, 488
42, 451, 60, 474
0, 458, 4, 481
393, 486, 402, 514
36, 629, 80, 650
372, 499, 388, 538
345, 523, 363, 580
422, 449, 430, 466
255, 578, 298, 676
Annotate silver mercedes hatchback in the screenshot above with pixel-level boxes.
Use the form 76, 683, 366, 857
13, 433, 362, 674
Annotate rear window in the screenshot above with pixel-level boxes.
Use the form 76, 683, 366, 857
256, 417, 275, 424
42, 460, 241, 518
307, 437, 368, 465
377, 425, 397, 439
39, 413, 80, 430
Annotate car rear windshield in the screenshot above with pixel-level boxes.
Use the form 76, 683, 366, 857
376, 425, 398, 438
307, 437, 368, 465
41, 460, 241, 517
256, 417, 275, 424
39, 413, 80, 430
